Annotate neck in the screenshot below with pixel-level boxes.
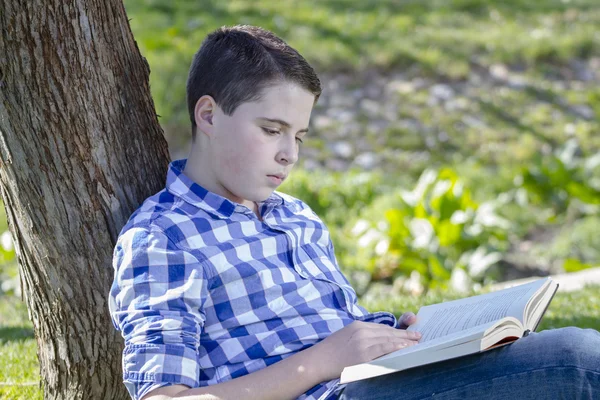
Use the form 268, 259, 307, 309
184, 148, 256, 210
183, 152, 213, 192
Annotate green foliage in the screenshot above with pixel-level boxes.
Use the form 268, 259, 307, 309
279, 168, 390, 228
518, 139, 600, 215
347, 169, 512, 290
123, 0, 600, 137
563, 258, 593, 273
278, 168, 398, 267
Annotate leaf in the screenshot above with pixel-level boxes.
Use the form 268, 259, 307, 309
542, 155, 572, 187
414, 201, 428, 219
437, 220, 462, 247
398, 256, 428, 276
565, 181, 600, 205
385, 209, 410, 250
436, 193, 462, 221
563, 258, 593, 273
428, 254, 451, 281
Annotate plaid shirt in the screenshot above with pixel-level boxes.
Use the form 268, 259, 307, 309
109, 159, 399, 400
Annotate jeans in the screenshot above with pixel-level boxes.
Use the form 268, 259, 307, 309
338, 327, 600, 399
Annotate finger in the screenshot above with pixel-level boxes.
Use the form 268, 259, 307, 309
396, 329, 421, 341
350, 321, 421, 341
360, 334, 408, 346
398, 312, 417, 329
363, 338, 416, 354
364, 340, 418, 360
365, 328, 421, 342
375, 324, 421, 340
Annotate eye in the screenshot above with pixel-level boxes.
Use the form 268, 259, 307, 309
262, 127, 280, 135
296, 137, 304, 144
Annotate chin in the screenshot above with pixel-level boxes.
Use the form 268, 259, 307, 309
255, 189, 275, 202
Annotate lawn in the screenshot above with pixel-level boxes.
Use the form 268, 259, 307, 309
0, 296, 42, 400
1, 284, 598, 399
123, 0, 600, 158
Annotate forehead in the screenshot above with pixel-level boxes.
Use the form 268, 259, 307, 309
235, 82, 315, 124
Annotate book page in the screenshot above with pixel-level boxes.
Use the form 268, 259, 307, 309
524, 280, 557, 331
408, 278, 548, 342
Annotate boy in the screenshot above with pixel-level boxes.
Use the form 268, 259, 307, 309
109, 25, 600, 400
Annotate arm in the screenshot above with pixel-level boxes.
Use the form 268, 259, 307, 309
109, 227, 209, 399
142, 342, 325, 400
142, 321, 422, 400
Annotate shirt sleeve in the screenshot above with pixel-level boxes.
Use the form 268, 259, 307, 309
108, 227, 210, 400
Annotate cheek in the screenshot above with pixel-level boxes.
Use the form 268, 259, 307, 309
220, 142, 261, 176
215, 128, 266, 177
221, 150, 244, 175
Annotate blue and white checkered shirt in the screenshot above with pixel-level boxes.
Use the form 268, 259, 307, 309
109, 159, 399, 400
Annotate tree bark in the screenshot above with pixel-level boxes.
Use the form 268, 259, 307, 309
0, 1, 171, 399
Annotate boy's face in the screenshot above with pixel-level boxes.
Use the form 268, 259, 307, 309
204, 81, 315, 208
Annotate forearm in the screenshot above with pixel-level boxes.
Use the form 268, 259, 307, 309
173, 345, 327, 400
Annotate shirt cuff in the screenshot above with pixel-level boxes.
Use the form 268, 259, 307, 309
122, 343, 199, 399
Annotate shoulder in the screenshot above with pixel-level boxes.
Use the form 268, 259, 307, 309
119, 189, 175, 232
112, 219, 214, 284
117, 189, 220, 249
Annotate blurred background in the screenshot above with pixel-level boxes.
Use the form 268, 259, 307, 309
2, 0, 600, 299
1, 1, 599, 397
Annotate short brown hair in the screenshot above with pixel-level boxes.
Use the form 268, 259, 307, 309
186, 25, 322, 137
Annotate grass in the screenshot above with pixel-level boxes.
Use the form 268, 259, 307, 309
122, 0, 600, 147
360, 283, 600, 331
0, 284, 598, 399
125, 0, 600, 72
0, 296, 42, 400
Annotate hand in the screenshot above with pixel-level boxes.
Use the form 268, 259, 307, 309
398, 311, 417, 329
308, 320, 422, 382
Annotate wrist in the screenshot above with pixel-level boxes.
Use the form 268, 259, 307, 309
303, 341, 334, 383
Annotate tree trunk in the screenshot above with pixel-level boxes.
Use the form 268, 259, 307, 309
0, 1, 171, 398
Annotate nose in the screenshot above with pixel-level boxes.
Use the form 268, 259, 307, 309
276, 135, 299, 165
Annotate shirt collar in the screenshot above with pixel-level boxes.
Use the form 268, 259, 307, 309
166, 159, 284, 219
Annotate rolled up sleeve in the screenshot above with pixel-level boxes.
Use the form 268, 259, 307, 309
109, 227, 210, 400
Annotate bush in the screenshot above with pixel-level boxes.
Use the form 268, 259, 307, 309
518, 138, 600, 217
344, 168, 513, 292
279, 167, 389, 228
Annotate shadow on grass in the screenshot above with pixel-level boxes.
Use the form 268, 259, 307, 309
0, 326, 34, 344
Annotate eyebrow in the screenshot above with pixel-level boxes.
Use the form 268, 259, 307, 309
256, 117, 309, 133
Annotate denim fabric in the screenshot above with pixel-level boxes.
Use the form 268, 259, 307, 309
338, 327, 600, 399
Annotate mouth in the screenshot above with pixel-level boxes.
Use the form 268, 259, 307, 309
267, 174, 286, 185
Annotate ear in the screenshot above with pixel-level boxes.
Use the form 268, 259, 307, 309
194, 95, 216, 137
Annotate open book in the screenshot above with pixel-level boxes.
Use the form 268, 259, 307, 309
340, 277, 559, 384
